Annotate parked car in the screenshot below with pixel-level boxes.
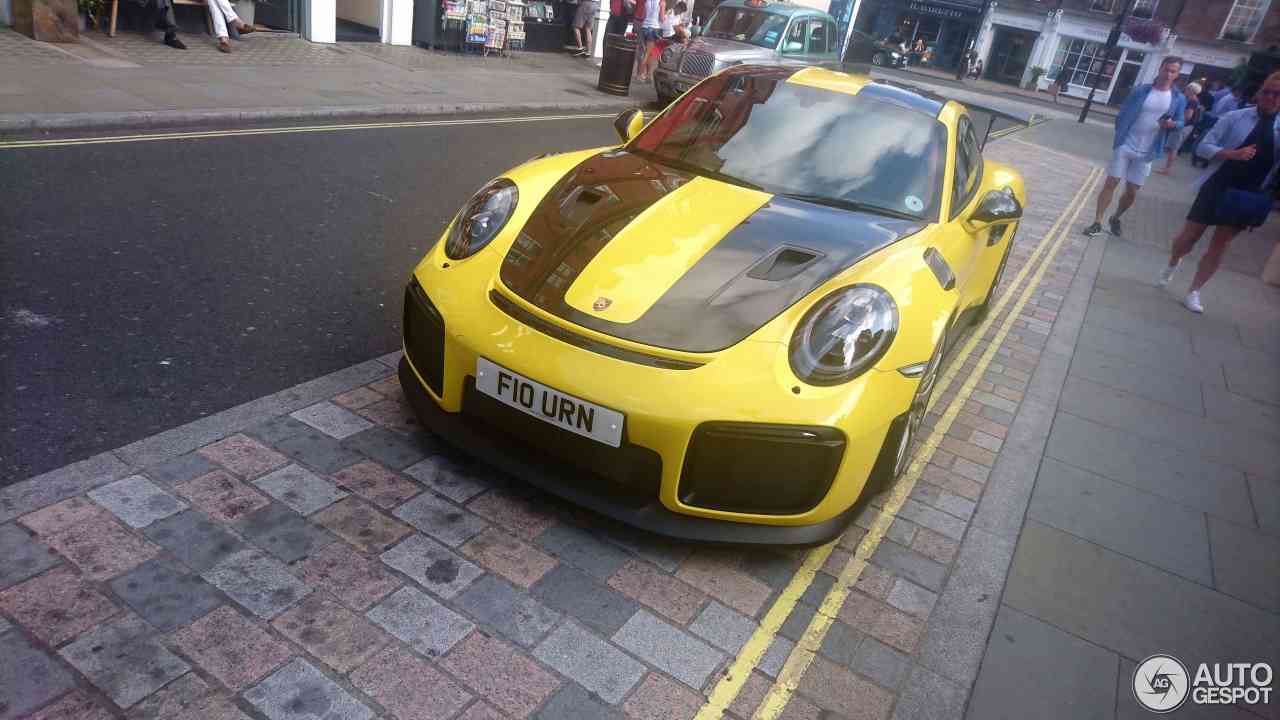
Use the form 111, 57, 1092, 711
397, 65, 1026, 544
653, 0, 839, 105
843, 28, 907, 69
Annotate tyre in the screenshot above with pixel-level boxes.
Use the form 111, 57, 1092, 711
974, 237, 1012, 323
864, 338, 943, 495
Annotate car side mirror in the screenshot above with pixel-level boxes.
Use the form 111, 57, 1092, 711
613, 108, 645, 143
783, 41, 804, 53
969, 188, 1022, 226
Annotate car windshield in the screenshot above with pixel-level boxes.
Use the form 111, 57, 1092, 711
629, 69, 948, 221
702, 7, 789, 49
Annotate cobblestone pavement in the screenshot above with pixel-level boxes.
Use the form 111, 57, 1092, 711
0, 134, 1103, 720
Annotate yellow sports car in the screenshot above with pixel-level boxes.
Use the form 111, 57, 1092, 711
399, 65, 1025, 544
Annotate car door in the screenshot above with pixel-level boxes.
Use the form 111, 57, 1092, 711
933, 116, 987, 308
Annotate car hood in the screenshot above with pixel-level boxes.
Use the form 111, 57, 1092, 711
498, 150, 923, 353
681, 36, 777, 64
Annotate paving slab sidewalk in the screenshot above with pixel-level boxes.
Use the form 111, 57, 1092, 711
966, 126, 1280, 720
0, 26, 655, 132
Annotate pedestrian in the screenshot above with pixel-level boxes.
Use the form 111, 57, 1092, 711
660, 1, 688, 42
1157, 81, 1201, 174
130, 0, 186, 49
1156, 71, 1280, 313
1083, 56, 1186, 238
606, 0, 633, 36
208, 0, 255, 53
969, 58, 983, 79
632, 0, 663, 82
573, 0, 599, 56
1215, 85, 1246, 116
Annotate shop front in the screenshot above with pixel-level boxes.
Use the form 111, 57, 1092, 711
859, 0, 983, 70
1020, 12, 1170, 106
1175, 41, 1248, 89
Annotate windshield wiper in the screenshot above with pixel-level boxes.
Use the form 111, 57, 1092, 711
780, 193, 920, 221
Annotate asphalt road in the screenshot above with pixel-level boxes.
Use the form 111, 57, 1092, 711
1, 106, 1023, 485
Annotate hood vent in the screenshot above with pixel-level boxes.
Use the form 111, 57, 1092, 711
746, 246, 825, 282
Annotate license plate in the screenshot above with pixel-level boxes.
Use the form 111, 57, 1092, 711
475, 358, 624, 447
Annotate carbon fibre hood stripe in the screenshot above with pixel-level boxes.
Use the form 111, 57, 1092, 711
499, 150, 923, 353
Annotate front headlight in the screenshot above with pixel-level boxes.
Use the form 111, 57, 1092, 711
444, 179, 518, 260
789, 285, 898, 386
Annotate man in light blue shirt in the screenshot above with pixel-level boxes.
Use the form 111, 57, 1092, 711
1214, 86, 1246, 115
1084, 56, 1186, 238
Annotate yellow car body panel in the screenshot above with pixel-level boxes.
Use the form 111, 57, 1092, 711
563, 177, 772, 323
401, 67, 1026, 543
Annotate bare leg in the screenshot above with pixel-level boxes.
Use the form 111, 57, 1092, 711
573, 26, 585, 49
1112, 182, 1139, 219
1094, 175, 1120, 224
1157, 148, 1174, 174
585, 25, 593, 56
1168, 221, 1208, 266
1189, 225, 1242, 291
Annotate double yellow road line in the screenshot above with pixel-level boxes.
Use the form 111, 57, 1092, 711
696, 164, 1103, 720
0, 113, 617, 150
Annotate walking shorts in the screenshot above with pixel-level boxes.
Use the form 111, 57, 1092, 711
1106, 146, 1154, 187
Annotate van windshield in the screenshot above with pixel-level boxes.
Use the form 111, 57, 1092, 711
702, 7, 789, 49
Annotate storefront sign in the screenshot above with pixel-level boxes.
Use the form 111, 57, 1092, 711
992, 9, 1042, 32
1176, 43, 1245, 70
1059, 18, 1158, 49
907, 1, 979, 20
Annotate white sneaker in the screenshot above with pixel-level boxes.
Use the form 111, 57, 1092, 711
1155, 262, 1179, 288
1184, 290, 1204, 314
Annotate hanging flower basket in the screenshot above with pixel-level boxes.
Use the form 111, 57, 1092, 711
1124, 18, 1165, 46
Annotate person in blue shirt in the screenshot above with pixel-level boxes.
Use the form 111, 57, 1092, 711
1214, 86, 1246, 116
1156, 71, 1280, 314
1084, 56, 1186, 238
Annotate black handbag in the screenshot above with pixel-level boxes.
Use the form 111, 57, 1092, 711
1217, 187, 1273, 228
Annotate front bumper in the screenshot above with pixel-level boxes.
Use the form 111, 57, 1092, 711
400, 357, 860, 545
399, 264, 914, 544
653, 66, 702, 99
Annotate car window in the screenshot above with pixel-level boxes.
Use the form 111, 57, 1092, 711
703, 7, 789, 49
782, 19, 806, 54
951, 116, 982, 217
807, 20, 829, 54
630, 68, 948, 220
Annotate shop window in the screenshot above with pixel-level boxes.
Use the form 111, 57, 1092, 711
1131, 0, 1157, 19
1052, 38, 1116, 88
914, 16, 940, 45
1089, 0, 1115, 12
1220, 0, 1270, 42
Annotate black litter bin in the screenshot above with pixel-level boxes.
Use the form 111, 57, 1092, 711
598, 32, 638, 96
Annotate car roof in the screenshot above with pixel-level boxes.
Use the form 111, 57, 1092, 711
713, 0, 832, 20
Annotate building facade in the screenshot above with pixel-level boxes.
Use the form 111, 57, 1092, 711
967, 0, 1280, 105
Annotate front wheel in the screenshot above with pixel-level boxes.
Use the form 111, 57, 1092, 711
974, 239, 1012, 322
865, 338, 943, 495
